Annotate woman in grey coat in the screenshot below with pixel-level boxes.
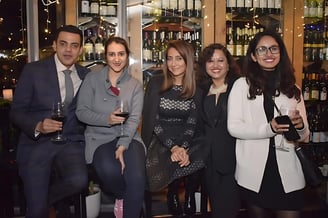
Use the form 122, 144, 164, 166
76, 37, 145, 218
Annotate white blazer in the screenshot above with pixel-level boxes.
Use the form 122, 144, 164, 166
227, 77, 310, 193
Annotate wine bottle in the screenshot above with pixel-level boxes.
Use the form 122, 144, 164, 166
245, 0, 252, 14
162, 0, 169, 16
99, 0, 107, 17
107, 0, 117, 17
170, 0, 178, 17
235, 27, 243, 57
310, 73, 320, 100
325, 0, 328, 17
267, 0, 274, 14
319, 72, 327, 101
227, 0, 237, 14
179, 0, 187, 17
236, 0, 245, 14
90, 0, 99, 16
84, 30, 95, 61
274, 0, 281, 15
152, 31, 159, 63
243, 28, 250, 56
81, 0, 90, 17
194, 31, 202, 61
304, 0, 309, 18
303, 72, 311, 101
259, 0, 268, 15
158, 30, 167, 64
253, 0, 260, 14
194, 0, 202, 17
317, 0, 324, 18
226, 27, 235, 56
95, 35, 104, 60
311, 31, 320, 62
143, 32, 152, 63
303, 30, 312, 62
186, 0, 194, 17
308, 0, 317, 18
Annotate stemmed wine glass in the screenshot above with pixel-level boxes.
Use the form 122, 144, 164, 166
116, 100, 129, 137
51, 101, 66, 143
275, 106, 299, 152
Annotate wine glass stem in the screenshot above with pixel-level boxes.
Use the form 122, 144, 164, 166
121, 122, 124, 136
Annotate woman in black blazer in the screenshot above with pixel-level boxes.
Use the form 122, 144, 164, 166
197, 43, 242, 218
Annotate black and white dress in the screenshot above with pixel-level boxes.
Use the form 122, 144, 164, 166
145, 85, 206, 192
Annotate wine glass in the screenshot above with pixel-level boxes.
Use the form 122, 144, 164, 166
116, 100, 129, 137
275, 106, 299, 152
51, 101, 66, 143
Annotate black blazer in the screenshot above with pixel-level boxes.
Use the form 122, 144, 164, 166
200, 80, 237, 174
10, 56, 90, 146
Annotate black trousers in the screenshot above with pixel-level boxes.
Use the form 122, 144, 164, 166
17, 141, 88, 218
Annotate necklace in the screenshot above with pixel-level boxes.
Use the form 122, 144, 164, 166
209, 83, 227, 95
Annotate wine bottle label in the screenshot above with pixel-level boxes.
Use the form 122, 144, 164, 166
81, 1, 90, 14
245, 0, 252, 8
85, 44, 93, 53
303, 88, 310, 101
90, 2, 99, 14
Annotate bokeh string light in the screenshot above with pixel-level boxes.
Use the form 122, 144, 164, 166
41, 0, 60, 6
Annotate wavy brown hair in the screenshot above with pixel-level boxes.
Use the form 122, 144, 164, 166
161, 40, 196, 99
244, 30, 301, 101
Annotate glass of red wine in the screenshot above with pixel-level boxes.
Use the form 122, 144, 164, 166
117, 100, 129, 137
51, 101, 66, 143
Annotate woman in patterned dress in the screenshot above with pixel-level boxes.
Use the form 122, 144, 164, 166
142, 40, 207, 216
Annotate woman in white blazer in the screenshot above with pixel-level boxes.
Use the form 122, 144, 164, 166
227, 30, 310, 218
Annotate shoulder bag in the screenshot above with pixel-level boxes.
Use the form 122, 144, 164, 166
270, 95, 323, 187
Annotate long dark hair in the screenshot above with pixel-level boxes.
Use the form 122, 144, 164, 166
244, 30, 301, 101
197, 43, 241, 87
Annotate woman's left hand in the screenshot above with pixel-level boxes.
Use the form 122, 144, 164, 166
290, 112, 304, 129
115, 145, 126, 174
170, 146, 190, 167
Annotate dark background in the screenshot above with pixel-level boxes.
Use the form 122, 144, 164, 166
0, 0, 57, 50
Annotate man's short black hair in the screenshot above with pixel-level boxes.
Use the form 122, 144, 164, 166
54, 25, 83, 46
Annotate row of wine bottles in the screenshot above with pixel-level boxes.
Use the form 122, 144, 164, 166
302, 72, 328, 102
80, 0, 117, 17
304, 0, 327, 18
142, 30, 202, 65
307, 106, 328, 143
83, 29, 106, 61
303, 28, 328, 62
226, 26, 264, 57
226, 0, 281, 15
142, 0, 202, 18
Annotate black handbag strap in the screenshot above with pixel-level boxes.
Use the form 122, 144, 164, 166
264, 93, 282, 116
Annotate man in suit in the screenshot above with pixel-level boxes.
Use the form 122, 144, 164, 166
10, 25, 90, 218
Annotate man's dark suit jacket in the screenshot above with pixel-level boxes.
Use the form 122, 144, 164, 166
10, 56, 90, 160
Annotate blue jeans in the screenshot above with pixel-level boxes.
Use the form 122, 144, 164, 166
92, 139, 146, 218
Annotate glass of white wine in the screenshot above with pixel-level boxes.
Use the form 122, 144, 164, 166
275, 106, 299, 152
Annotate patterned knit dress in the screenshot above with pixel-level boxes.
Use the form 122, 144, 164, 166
145, 85, 206, 191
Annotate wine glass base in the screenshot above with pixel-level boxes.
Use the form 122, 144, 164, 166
274, 146, 290, 152
51, 137, 67, 144
117, 135, 128, 138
